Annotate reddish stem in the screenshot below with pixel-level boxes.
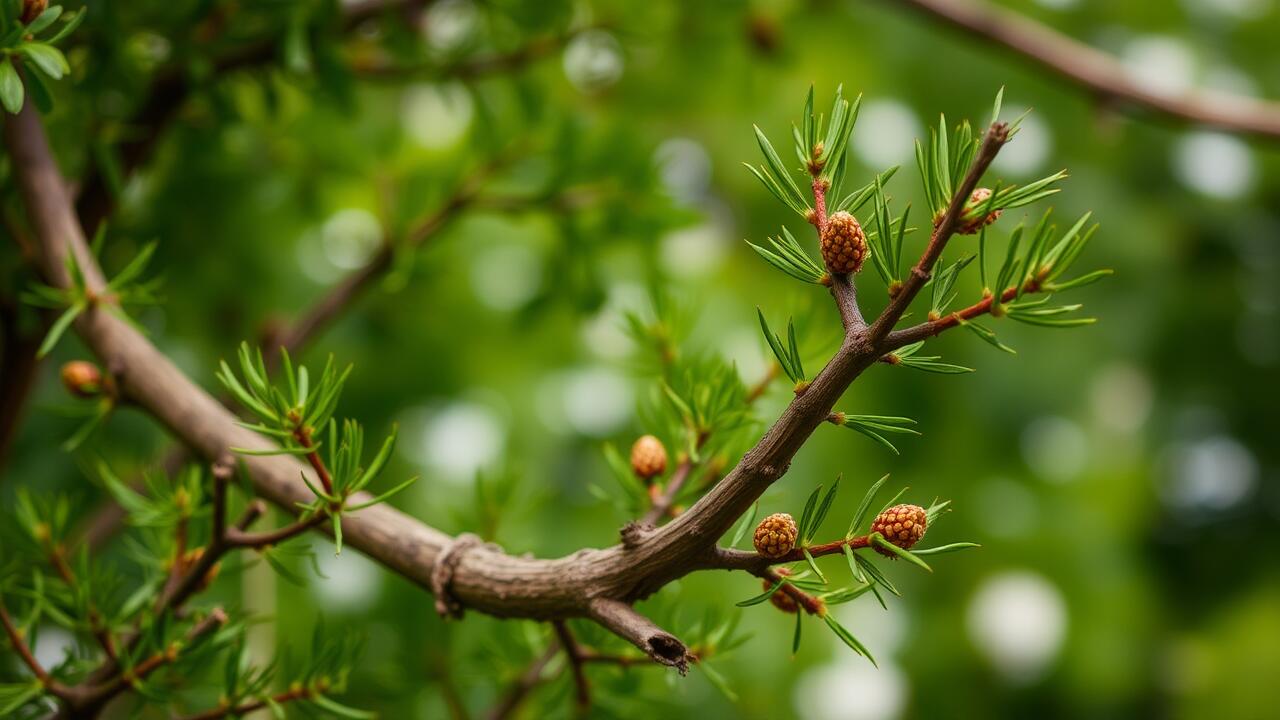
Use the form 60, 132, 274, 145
293, 427, 333, 495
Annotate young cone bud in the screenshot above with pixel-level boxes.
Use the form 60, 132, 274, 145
61, 361, 104, 399
753, 512, 798, 558
763, 567, 798, 613
21, 0, 46, 24
630, 435, 667, 481
870, 504, 928, 558
819, 211, 868, 275
956, 187, 1002, 235
181, 548, 221, 592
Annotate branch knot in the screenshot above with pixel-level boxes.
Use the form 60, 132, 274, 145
430, 532, 494, 619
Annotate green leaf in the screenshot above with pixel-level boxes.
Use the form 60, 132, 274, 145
36, 302, 83, 357
757, 309, 803, 383
853, 553, 899, 596
870, 534, 932, 572
0, 61, 24, 114
105, 242, 157, 292
0, 682, 43, 715
699, 662, 739, 702
913, 542, 981, 556
745, 227, 825, 284
754, 124, 807, 208
849, 474, 889, 536
795, 484, 823, 544
791, 609, 803, 654
26, 5, 61, 34
736, 578, 786, 607
822, 583, 873, 606
309, 694, 376, 719
806, 475, 840, 543
958, 318, 1015, 354
351, 425, 397, 491
729, 502, 758, 548
1046, 268, 1112, 292
16, 43, 69, 80
823, 614, 876, 665
802, 547, 826, 583
230, 445, 318, 457
47, 9, 86, 44
344, 476, 418, 511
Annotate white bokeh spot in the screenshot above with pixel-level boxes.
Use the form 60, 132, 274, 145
402, 83, 474, 149
852, 100, 922, 169
1174, 132, 1256, 200
967, 571, 1068, 683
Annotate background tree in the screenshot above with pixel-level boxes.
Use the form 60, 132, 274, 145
3, 1, 1278, 719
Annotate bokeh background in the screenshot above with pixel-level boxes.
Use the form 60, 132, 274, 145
3, 0, 1280, 718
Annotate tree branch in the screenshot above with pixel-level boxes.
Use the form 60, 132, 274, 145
74, 0, 428, 234
551, 621, 591, 711
866, 122, 1008, 346
3, 78, 1007, 672
885, 0, 1280, 140
883, 277, 1039, 351
587, 599, 691, 673
485, 644, 561, 720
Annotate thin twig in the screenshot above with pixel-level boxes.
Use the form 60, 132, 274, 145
0, 600, 51, 685
552, 621, 591, 712
175, 676, 314, 719
485, 644, 562, 720
866, 122, 1009, 347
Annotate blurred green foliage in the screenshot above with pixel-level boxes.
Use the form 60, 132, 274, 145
2, 0, 1279, 718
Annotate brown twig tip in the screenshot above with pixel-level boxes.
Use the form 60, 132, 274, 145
588, 599, 691, 674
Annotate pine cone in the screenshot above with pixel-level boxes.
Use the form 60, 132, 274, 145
630, 435, 667, 481
753, 512, 798, 558
870, 504, 927, 558
763, 567, 798, 613
956, 187, 1002, 235
819, 211, 868, 275
21, 0, 46, 25
60, 361, 103, 399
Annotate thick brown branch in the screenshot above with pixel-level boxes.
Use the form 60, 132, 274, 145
887, 0, 1280, 140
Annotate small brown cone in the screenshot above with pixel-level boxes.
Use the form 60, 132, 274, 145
753, 512, 798, 558
763, 567, 798, 613
870, 504, 927, 558
956, 187, 1002, 235
630, 435, 667, 481
819, 211, 868, 275
60, 361, 103, 399
21, 0, 46, 24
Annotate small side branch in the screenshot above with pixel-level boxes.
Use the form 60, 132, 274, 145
552, 621, 591, 711
866, 122, 1009, 346
587, 599, 691, 674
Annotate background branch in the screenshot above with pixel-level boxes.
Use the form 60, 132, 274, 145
885, 0, 1280, 140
